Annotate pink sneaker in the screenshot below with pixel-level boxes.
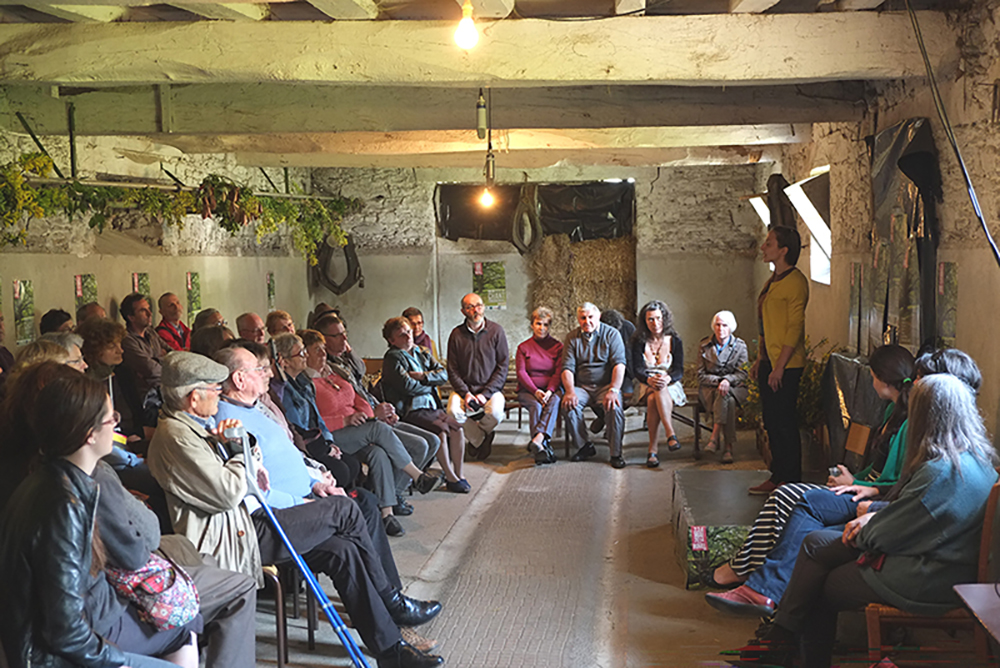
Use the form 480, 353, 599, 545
705, 585, 776, 617
748, 479, 779, 496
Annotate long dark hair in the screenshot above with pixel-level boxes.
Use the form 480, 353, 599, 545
635, 300, 678, 343
862, 345, 916, 468
915, 348, 982, 395
31, 372, 108, 459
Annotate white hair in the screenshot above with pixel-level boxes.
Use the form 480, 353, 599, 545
578, 302, 600, 315
713, 310, 737, 332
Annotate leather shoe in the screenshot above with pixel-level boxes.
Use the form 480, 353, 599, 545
386, 590, 443, 627
414, 472, 443, 495
477, 431, 495, 461
534, 447, 552, 465
383, 514, 405, 537
704, 585, 775, 617
464, 441, 479, 460
570, 443, 597, 462
610, 455, 626, 469
376, 640, 444, 668
543, 440, 557, 464
589, 415, 605, 434
393, 496, 414, 516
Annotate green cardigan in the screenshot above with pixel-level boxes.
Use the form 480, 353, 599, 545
857, 452, 997, 616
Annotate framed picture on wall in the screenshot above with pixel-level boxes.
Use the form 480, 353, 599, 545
13, 279, 34, 345
186, 272, 201, 315
75, 274, 98, 311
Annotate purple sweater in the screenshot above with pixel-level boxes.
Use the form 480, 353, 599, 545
516, 336, 563, 394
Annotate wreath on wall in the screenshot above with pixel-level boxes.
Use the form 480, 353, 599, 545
0, 153, 361, 265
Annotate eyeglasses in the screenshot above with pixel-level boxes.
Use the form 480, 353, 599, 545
194, 386, 223, 394
241, 365, 270, 375
102, 411, 121, 427
291, 348, 307, 358
323, 331, 347, 340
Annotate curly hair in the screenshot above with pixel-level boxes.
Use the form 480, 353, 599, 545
77, 317, 126, 365
635, 300, 678, 343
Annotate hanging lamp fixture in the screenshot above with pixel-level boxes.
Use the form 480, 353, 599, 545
454, 0, 478, 50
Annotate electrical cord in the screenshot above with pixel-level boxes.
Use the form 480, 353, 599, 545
904, 0, 1000, 268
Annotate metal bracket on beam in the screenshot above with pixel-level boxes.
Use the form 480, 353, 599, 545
160, 163, 186, 188
67, 102, 77, 179
258, 167, 279, 192
14, 111, 66, 179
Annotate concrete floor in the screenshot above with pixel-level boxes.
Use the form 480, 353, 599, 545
252, 410, 768, 667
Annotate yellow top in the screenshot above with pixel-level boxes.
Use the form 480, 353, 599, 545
761, 266, 809, 370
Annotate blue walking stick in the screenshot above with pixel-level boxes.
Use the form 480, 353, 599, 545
229, 427, 373, 668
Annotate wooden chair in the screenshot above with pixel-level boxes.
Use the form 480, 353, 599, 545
262, 564, 289, 668
865, 481, 1000, 663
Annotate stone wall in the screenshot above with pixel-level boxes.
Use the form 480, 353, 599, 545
778, 2, 1000, 433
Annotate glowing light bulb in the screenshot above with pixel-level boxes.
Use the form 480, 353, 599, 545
480, 188, 494, 207
454, 1, 478, 50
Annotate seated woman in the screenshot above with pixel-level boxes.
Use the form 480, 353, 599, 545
381, 316, 468, 494
274, 332, 440, 537
0, 363, 200, 668
631, 300, 684, 467
742, 373, 999, 668
515, 307, 563, 466
696, 310, 748, 464
707, 344, 915, 591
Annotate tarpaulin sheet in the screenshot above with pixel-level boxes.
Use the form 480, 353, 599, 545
822, 352, 890, 465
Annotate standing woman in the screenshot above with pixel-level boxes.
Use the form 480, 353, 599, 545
751, 225, 809, 495
631, 300, 684, 467
515, 307, 563, 466
0, 368, 196, 668
697, 310, 749, 464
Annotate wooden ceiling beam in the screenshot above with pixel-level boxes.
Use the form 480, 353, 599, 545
170, 2, 268, 19
23, 2, 125, 20
305, 0, 378, 19
0, 12, 955, 86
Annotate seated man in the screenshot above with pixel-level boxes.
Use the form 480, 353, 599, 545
315, 313, 441, 514
39, 308, 73, 335
147, 352, 444, 668
445, 293, 509, 461
76, 300, 107, 325
192, 308, 226, 332
235, 312, 267, 344
562, 302, 627, 468
120, 292, 163, 398
156, 292, 191, 351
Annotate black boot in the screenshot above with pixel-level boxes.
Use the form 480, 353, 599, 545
385, 590, 442, 627
376, 640, 444, 668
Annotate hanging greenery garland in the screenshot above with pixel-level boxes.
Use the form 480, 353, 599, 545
0, 153, 361, 265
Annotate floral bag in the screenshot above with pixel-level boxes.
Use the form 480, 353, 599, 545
106, 553, 200, 630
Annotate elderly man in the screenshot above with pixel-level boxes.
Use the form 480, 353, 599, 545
315, 313, 442, 514
148, 351, 444, 668
75, 301, 107, 325
120, 292, 163, 397
155, 292, 191, 351
235, 312, 267, 344
562, 302, 628, 468
445, 293, 509, 461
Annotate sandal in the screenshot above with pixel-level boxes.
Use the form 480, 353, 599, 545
704, 439, 719, 454
646, 452, 660, 468
721, 450, 734, 464
666, 435, 681, 452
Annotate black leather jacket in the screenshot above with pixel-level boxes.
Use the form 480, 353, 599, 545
0, 458, 127, 668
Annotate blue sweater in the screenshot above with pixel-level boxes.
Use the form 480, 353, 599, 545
216, 398, 312, 509
858, 451, 998, 615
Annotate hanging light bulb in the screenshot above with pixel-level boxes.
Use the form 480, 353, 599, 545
480, 188, 494, 207
454, 0, 478, 50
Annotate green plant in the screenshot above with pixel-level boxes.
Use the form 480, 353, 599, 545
740, 337, 838, 430
0, 153, 362, 265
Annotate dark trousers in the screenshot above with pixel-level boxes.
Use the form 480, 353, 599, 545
759, 359, 803, 484
774, 530, 881, 668
746, 487, 859, 602
252, 496, 401, 655
187, 562, 257, 668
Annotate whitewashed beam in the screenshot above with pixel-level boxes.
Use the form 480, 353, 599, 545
615, 0, 645, 14
232, 146, 782, 169
152, 125, 811, 158
729, 0, 780, 13
171, 2, 267, 19
0, 83, 865, 135
455, 0, 514, 19
0, 12, 956, 86
836, 0, 884, 9
306, 0, 378, 19
25, 2, 125, 20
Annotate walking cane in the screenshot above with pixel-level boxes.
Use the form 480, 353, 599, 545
229, 426, 374, 668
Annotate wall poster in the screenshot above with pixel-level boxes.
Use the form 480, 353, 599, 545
186, 272, 201, 315
75, 274, 98, 311
266, 272, 276, 312
472, 261, 506, 310
13, 279, 34, 345
936, 262, 958, 348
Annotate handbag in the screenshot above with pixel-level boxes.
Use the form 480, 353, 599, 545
106, 553, 200, 631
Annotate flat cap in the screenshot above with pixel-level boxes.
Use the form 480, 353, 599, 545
162, 351, 229, 387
